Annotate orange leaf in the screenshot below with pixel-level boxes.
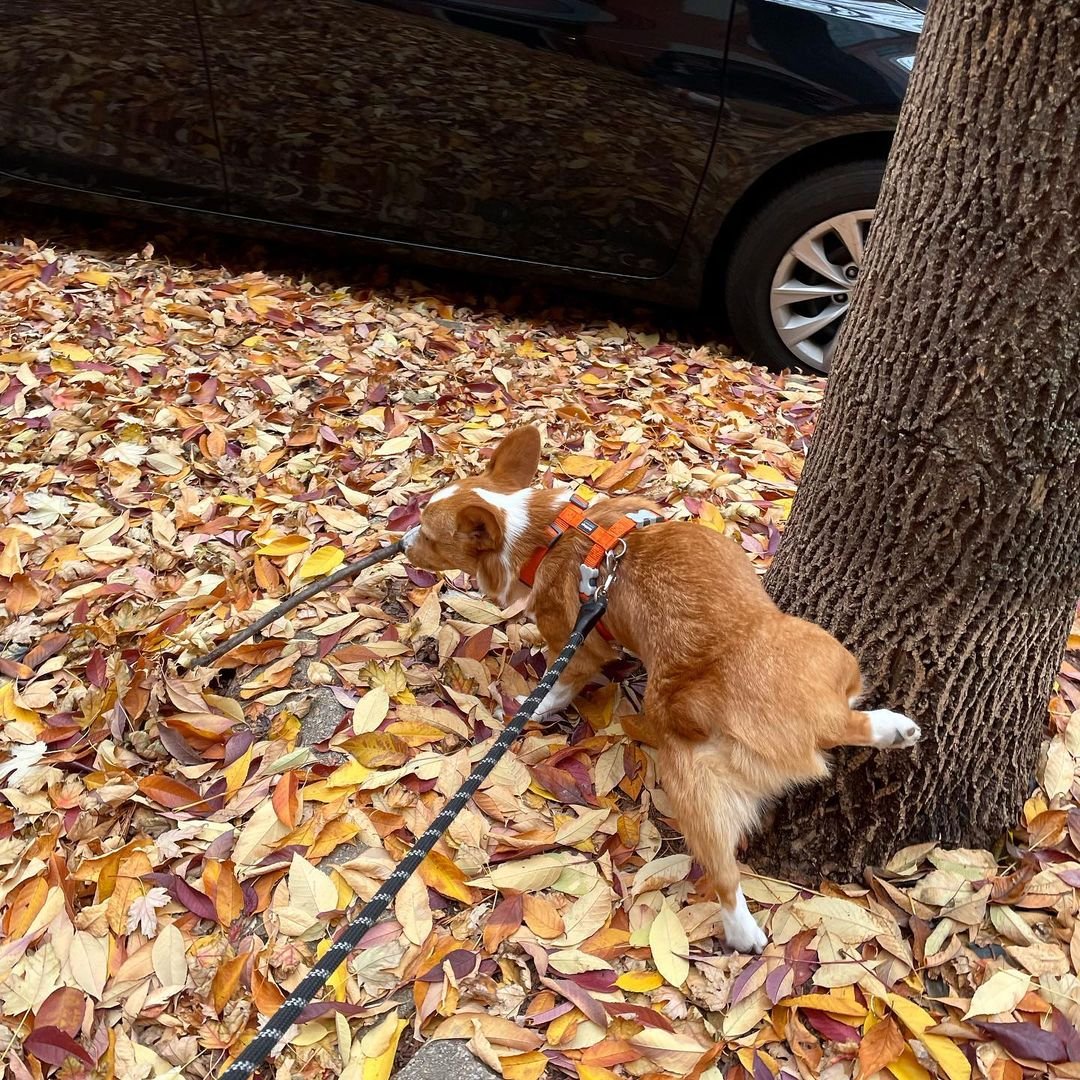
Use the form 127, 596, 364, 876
251, 962, 285, 1014
5, 573, 41, 615
523, 894, 565, 939
306, 816, 361, 861
859, 1017, 907, 1077
161, 712, 239, 742
989, 1060, 1023, 1080
272, 771, 301, 828
0, 535, 23, 577
484, 894, 523, 953
207, 860, 245, 927
4, 877, 49, 937
137, 775, 207, 813
419, 850, 476, 904
212, 953, 248, 1014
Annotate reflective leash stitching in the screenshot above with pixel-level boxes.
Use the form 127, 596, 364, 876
218, 595, 610, 1080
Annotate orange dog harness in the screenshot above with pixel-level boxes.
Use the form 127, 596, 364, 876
519, 485, 661, 641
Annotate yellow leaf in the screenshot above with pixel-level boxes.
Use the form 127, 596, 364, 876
780, 992, 868, 1019
223, 744, 253, 803
52, 342, 93, 362
0, 682, 39, 724
698, 500, 727, 534
299, 545, 345, 579
257, 534, 312, 556
515, 340, 548, 360
326, 760, 374, 788
748, 463, 790, 486
373, 435, 415, 457
887, 994, 971, 1080
648, 900, 689, 987
616, 970, 665, 993
315, 938, 348, 1002
360, 1010, 407, 1080
75, 270, 112, 287
559, 454, 602, 479
502, 1052, 550, 1080
577, 1067, 621, 1080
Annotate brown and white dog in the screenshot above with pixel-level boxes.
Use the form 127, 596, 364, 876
405, 426, 920, 953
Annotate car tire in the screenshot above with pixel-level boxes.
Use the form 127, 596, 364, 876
724, 160, 885, 373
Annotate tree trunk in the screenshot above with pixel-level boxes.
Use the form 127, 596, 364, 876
757, 0, 1080, 880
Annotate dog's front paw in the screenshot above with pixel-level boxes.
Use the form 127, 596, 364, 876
868, 709, 921, 749
722, 902, 767, 955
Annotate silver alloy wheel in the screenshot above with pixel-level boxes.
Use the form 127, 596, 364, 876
769, 209, 874, 372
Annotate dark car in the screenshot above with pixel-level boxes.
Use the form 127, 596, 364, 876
0, 0, 924, 371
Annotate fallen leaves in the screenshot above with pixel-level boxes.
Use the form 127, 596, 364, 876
1, 233, 1079, 1080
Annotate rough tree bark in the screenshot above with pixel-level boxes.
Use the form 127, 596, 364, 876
757, 0, 1080, 879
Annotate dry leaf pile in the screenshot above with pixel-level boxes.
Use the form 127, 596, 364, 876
1, 236, 1080, 1080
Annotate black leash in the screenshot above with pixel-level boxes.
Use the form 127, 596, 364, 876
219, 596, 609, 1080
192, 540, 405, 668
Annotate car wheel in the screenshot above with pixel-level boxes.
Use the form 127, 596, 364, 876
724, 160, 885, 373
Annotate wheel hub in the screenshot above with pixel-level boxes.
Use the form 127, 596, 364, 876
769, 209, 875, 372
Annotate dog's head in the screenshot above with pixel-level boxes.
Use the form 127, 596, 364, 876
405, 425, 541, 573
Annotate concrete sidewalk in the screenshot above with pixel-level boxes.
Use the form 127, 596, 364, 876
394, 1042, 502, 1080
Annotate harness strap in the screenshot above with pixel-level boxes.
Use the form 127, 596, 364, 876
519, 486, 660, 642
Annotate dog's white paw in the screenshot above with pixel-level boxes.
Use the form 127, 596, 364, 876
722, 890, 767, 954
868, 709, 921, 749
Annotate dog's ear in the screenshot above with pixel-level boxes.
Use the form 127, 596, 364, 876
456, 502, 503, 553
487, 426, 541, 488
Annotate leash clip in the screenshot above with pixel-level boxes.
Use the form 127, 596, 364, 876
594, 537, 627, 600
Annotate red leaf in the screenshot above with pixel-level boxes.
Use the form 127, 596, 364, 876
803, 1009, 860, 1043
34, 987, 86, 1037
731, 955, 766, 1004
603, 1001, 675, 1032
86, 647, 107, 688
543, 976, 607, 1026
765, 961, 793, 1004
976, 1021, 1068, 1063
23, 1027, 94, 1067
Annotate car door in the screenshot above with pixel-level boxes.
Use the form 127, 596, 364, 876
197, 0, 731, 277
0, 0, 226, 208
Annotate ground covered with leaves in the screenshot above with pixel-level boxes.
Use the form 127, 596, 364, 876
2, 231, 1080, 1080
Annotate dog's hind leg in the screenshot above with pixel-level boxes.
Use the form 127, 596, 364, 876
655, 733, 767, 954
825, 708, 922, 750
